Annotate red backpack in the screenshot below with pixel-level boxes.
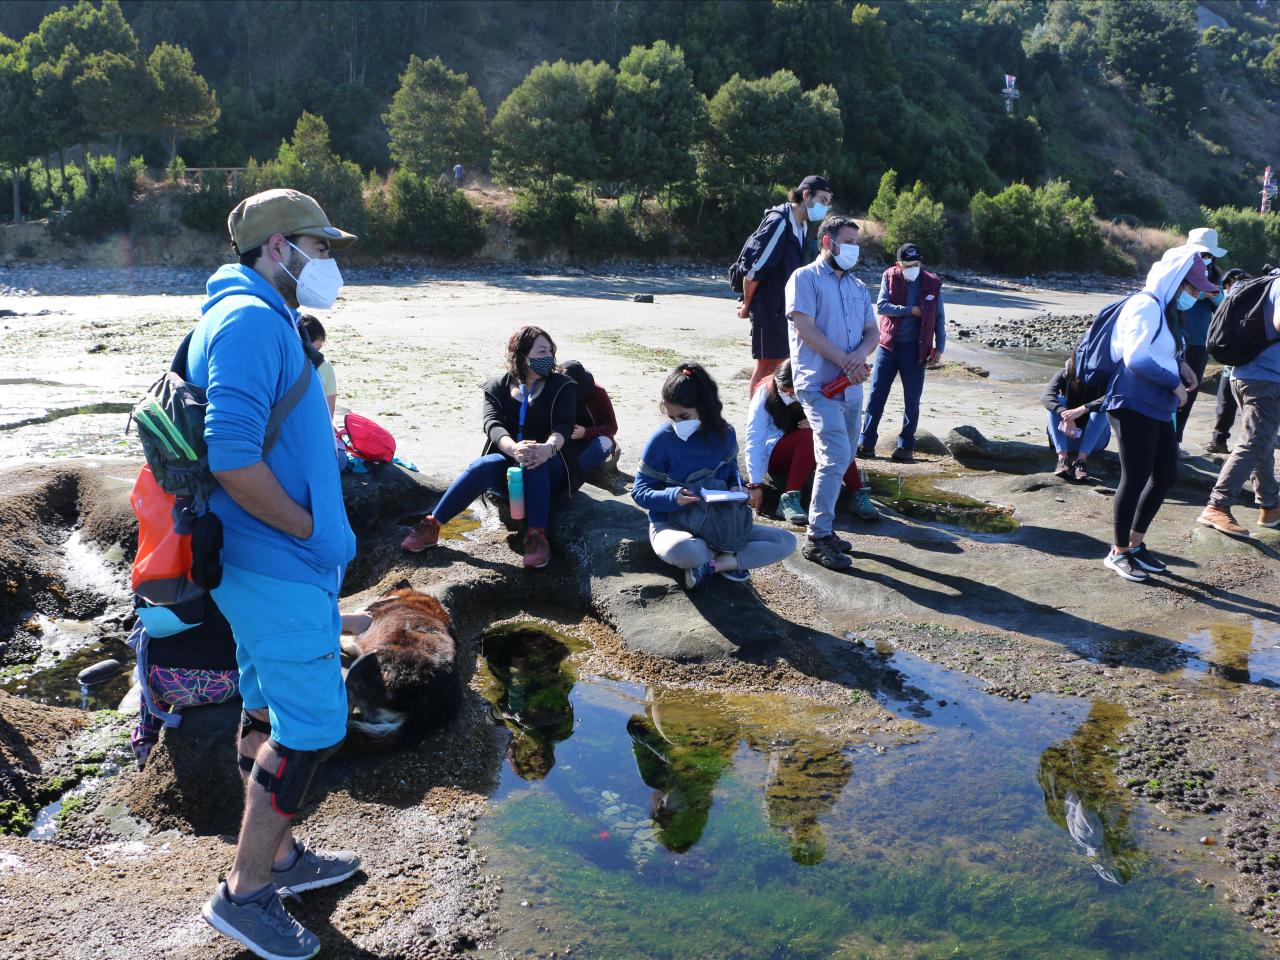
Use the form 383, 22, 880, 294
336, 412, 396, 462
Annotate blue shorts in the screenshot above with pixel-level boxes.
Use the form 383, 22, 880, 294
211, 563, 347, 751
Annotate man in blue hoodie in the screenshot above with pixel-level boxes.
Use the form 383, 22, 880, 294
190, 189, 359, 960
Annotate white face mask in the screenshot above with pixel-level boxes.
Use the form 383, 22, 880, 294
779, 390, 798, 406
831, 241, 859, 271
902, 266, 921, 282
282, 240, 344, 309
671, 418, 701, 441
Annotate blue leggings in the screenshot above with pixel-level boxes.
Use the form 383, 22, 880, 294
578, 435, 614, 473
434, 453, 568, 530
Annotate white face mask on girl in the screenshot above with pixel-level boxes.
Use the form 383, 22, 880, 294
281, 240, 344, 309
779, 390, 798, 406
671, 418, 701, 441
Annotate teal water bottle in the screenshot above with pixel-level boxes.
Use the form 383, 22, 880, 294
507, 465, 525, 520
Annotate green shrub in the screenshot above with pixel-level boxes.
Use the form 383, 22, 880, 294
0, 800, 33, 836
570, 203, 672, 260
511, 176, 593, 247
368, 169, 486, 258
883, 180, 947, 262
50, 180, 131, 241
969, 180, 1104, 274
867, 169, 898, 224
1201, 205, 1280, 273
179, 170, 235, 234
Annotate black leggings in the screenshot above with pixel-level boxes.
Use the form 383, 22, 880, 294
1108, 408, 1179, 547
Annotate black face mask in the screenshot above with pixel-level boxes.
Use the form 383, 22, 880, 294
528, 355, 556, 377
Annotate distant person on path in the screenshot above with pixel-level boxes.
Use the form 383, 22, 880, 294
299, 315, 337, 419
744, 359, 879, 525
191, 188, 360, 959
401, 326, 581, 568
453, 162, 465, 187
632, 363, 795, 589
734, 175, 834, 394
1197, 274, 1280, 537
1040, 354, 1110, 481
1206, 268, 1251, 454
785, 215, 878, 570
1174, 228, 1227, 452
859, 243, 947, 464
1102, 247, 1216, 582
559, 359, 619, 472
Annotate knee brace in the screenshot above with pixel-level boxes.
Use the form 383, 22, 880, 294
238, 710, 273, 774
249, 737, 340, 817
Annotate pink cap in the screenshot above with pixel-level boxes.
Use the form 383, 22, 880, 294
1184, 255, 1219, 295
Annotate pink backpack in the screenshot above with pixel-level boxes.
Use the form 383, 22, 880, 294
336, 413, 396, 462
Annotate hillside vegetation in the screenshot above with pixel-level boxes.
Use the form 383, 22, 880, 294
1, 0, 1279, 272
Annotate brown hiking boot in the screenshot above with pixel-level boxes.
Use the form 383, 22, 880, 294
1197, 506, 1250, 538
1260, 506, 1280, 529
401, 515, 441, 552
523, 527, 551, 568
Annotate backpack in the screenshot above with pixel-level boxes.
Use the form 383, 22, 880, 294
728, 209, 788, 295
1207, 275, 1276, 366
130, 329, 311, 503
1073, 292, 1160, 398
128, 328, 312, 606
336, 412, 396, 462
638, 448, 754, 554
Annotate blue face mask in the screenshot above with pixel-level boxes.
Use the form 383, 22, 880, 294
808, 201, 829, 221
1175, 291, 1199, 311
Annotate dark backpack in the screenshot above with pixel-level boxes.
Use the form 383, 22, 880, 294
1073, 292, 1160, 398
728, 209, 788, 295
130, 329, 312, 504
1207, 275, 1276, 366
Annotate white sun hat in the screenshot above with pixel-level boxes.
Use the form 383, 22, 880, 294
1186, 227, 1227, 259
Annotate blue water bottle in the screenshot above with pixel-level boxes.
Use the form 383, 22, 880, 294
507, 465, 525, 520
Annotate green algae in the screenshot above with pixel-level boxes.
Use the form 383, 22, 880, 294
865, 470, 1019, 534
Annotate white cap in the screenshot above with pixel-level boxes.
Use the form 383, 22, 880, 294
1186, 227, 1227, 259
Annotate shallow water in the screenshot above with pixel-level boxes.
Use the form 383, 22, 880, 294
474, 624, 1267, 959
1, 634, 132, 710
1180, 620, 1280, 688
865, 470, 1020, 534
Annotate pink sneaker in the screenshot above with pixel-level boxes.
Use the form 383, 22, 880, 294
523, 528, 550, 568
401, 515, 441, 552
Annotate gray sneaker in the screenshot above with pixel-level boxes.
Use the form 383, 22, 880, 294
273, 840, 361, 894
803, 535, 853, 570
202, 880, 320, 960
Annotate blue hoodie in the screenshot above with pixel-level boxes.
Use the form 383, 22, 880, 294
185, 264, 355, 593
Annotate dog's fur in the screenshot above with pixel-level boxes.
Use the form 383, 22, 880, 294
343, 588, 461, 752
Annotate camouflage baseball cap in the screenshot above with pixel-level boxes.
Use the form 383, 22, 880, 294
227, 188, 356, 254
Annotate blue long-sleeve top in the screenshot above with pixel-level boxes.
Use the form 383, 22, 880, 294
186, 264, 355, 593
876, 275, 947, 349
632, 422, 742, 523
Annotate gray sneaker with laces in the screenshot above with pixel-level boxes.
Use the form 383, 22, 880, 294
202, 880, 320, 960
273, 840, 361, 894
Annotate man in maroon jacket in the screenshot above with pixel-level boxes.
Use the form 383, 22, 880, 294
858, 242, 947, 464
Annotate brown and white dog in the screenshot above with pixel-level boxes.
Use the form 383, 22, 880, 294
342, 587, 461, 752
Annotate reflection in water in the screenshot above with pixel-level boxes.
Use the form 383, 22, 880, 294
1037, 701, 1141, 885
479, 626, 577, 780
1182, 621, 1280, 688
628, 689, 852, 862
763, 739, 853, 865
627, 698, 736, 853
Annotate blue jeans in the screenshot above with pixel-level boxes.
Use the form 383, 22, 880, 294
861, 342, 926, 452
435, 452, 568, 530
1046, 398, 1111, 458
797, 386, 863, 538
577, 436, 614, 473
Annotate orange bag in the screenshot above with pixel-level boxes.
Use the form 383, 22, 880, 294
130, 465, 206, 607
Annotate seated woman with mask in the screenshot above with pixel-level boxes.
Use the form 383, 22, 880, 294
401, 326, 582, 569
632, 363, 795, 590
